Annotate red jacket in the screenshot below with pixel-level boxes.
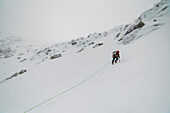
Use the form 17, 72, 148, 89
113, 51, 120, 58
116, 51, 120, 58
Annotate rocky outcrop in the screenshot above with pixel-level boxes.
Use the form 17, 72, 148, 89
124, 20, 145, 36
0, 69, 27, 84
71, 40, 77, 45
50, 54, 62, 60
93, 43, 103, 48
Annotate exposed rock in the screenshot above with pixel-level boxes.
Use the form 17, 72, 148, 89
71, 40, 77, 45
87, 34, 91, 38
18, 69, 27, 74
77, 48, 84, 53
156, 4, 159, 7
4, 69, 27, 81
37, 51, 42, 54
116, 33, 121, 37
162, 6, 168, 11
47, 49, 52, 53
118, 38, 123, 41
51, 54, 62, 59
88, 42, 94, 46
93, 43, 104, 48
153, 19, 157, 22
17, 57, 21, 59
125, 21, 145, 36
20, 58, 27, 62
153, 23, 164, 27
19, 53, 24, 56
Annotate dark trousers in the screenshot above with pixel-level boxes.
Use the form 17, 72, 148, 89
112, 57, 118, 64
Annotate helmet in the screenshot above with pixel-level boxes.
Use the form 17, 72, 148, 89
117, 50, 119, 53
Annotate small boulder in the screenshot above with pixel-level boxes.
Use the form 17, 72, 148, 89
18, 69, 27, 74
153, 19, 157, 22
71, 40, 77, 45
20, 58, 27, 62
51, 54, 62, 60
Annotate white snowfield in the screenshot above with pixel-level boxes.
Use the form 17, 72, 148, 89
0, 0, 170, 113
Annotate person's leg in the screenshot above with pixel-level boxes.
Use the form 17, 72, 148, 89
115, 57, 118, 63
112, 58, 115, 64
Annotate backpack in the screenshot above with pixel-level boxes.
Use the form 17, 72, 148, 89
112, 51, 118, 58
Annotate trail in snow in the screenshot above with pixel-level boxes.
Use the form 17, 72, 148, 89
24, 62, 110, 113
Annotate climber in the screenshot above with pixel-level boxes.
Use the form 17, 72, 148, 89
112, 50, 120, 65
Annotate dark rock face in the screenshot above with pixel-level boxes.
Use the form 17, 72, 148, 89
125, 21, 145, 36
117, 17, 145, 45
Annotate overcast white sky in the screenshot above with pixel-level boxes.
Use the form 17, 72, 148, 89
0, 0, 159, 43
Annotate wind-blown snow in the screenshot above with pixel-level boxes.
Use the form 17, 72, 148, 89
0, 0, 170, 113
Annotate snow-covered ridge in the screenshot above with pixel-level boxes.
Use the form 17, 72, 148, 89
0, 34, 40, 59
30, 31, 108, 63
112, 0, 170, 44
0, 31, 108, 82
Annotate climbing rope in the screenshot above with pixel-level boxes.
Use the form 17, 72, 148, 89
24, 62, 110, 113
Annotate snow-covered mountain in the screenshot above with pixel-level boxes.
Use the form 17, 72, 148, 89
0, 31, 108, 81
0, 0, 170, 113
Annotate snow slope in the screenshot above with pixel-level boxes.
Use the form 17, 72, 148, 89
0, 31, 107, 82
0, 0, 170, 113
